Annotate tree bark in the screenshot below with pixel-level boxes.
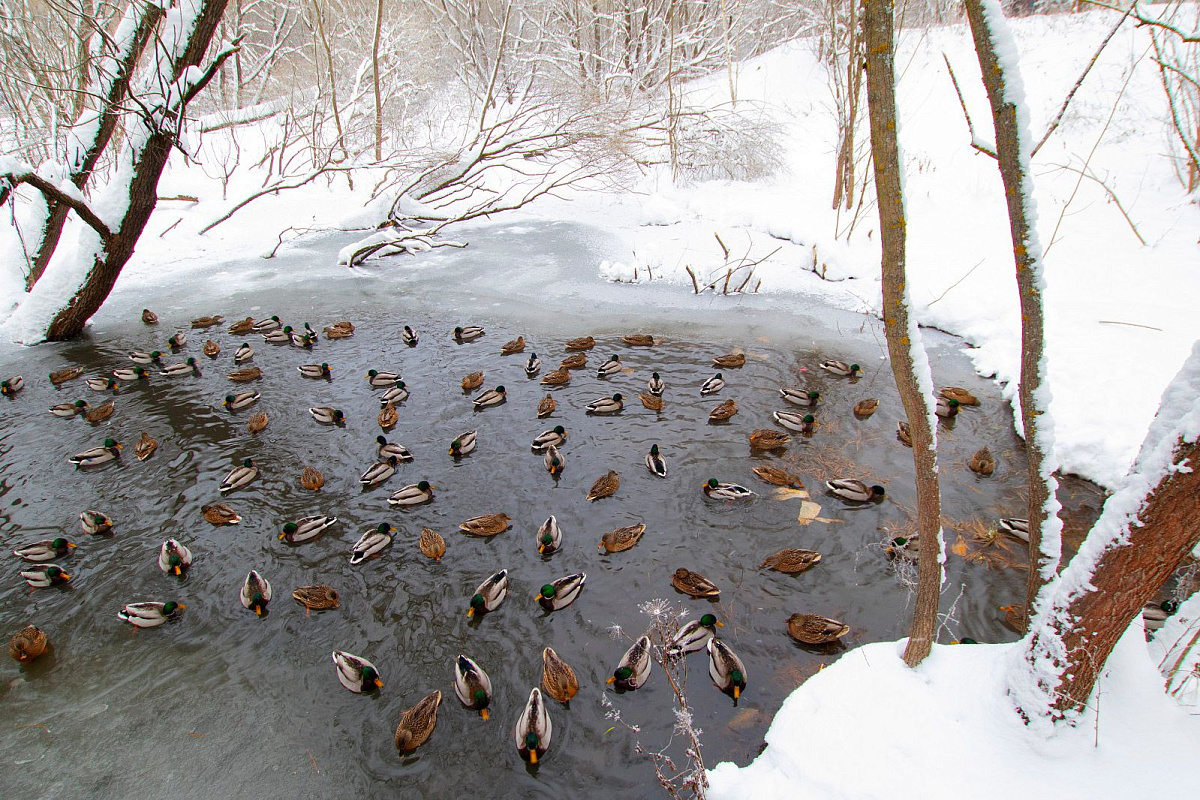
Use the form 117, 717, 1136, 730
863, 0, 944, 667
372, 0, 385, 162
964, 0, 1060, 627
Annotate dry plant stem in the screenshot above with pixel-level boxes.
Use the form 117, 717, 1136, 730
1045, 161, 1145, 246
864, 0, 943, 668
965, 0, 1058, 626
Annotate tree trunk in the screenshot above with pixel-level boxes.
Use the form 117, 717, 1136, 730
863, 0, 945, 667
964, 0, 1061, 627
372, 0, 385, 162
45, 0, 232, 340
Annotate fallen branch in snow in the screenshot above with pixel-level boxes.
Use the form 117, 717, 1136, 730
337, 227, 467, 266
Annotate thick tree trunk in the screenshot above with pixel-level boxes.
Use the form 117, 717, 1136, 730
964, 0, 1061, 626
863, 0, 945, 667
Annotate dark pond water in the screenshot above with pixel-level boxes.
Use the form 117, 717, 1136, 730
0, 223, 1103, 799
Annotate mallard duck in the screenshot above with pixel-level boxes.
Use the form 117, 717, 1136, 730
167, 332, 187, 349
191, 315, 223, 329
500, 335, 525, 355
118, 601, 185, 627
49, 366, 83, 385
750, 429, 790, 450
854, 398, 879, 418
598, 523, 645, 553
141, 308, 158, 324
998, 518, 1029, 542
380, 381, 408, 405
467, 569, 509, 615
760, 548, 822, 573
1143, 600, 1180, 631
460, 513, 511, 537
825, 479, 885, 503
449, 430, 477, 457
228, 316, 255, 334
645, 444, 667, 477
646, 372, 665, 396
378, 401, 398, 431
374, 436, 412, 461
700, 373, 725, 395
708, 638, 748, 702
160, 357, 199, 377
298, 362, 330, 379
84, 399, 115, 423
261, 327, 289, 344
323, 322, 354, 339
713, 352, 747, 368
158, 539, 193, 576
10, 624, 48, 662
564, 336, 595, 350
585, 393, 623, 414
515, 688, 553, 764
300, 465, 325, 490
246, 411, 268, 434
586, 470, 620, 501
454, 655, 494, 719
752, 466, 804, 489
80, 509, 113, 534
453, 325, 485, 342
389, 481, 435, 507
395, 691, 442, 753
536, 516, 562, 554
309, 407, 345, 425
597, 355, 622, 378
623, 333, 655, 347
939, 387, 979, 406
666, 614, 723, 657
220, 458, 258, 492
332, 650, 382, 693
531, 426, 567, 451
366, 369, 400, 387
251, 315, 281, 333
134, 431, 157, 460
223, 391, 260, 411
69, 438, 122, 466
128, 350, 163, 365
541, 647, 578, 703
524, 353, 541, 377
279, 515, 337, 544
607, 635, 652, 690
233, 343, 254, 363
970, 446, 996, 476
49, 399, 89, 417
473, 385, 507, 409
420, 528, 446, 561
202, 503, 240, 525
537, 394, 556, 418
86, 376, 120, 392
543, 444, 565, 476
560, 352, 587, 370
897, 421, 913, 446
461, 371, 485, 392
773, 410, 815, 433
22, 564, 70, 588
540, 368, 571, 386
112, 365, 149, 381
227, 367, 262, 382
359, 457, 399, 487
708, 399, 738, 421
13, 538, 76, 562
672, 568, 720, 598
885, 535, 919, 561
703, 479, 755, 500
820, 360, 860, 377
240, 570, 272, 615
402, 325, 418, 346
639, 392, 664, 411
999, 604, 1026, 633
936, 396, 960, 419
288, 327, 315, 348
536, 572, 586, 611
203, 340, 220, 358
787, 613, 850, 644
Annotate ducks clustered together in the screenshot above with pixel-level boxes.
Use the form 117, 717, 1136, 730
5, 309, 1023, 761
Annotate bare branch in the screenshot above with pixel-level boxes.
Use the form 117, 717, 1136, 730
943, 53, 997, 159
2, 170, 113, 239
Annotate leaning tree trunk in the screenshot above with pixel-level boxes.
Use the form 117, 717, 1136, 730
45, 0, 233, 340
863, 0, 945, 667
964, 0, 1062, 627
1017, 339, 1200, 719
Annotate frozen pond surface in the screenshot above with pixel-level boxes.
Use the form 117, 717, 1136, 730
0, 220, 1101, 798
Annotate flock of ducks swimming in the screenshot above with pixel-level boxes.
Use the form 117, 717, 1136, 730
6, 308, 1017, 763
